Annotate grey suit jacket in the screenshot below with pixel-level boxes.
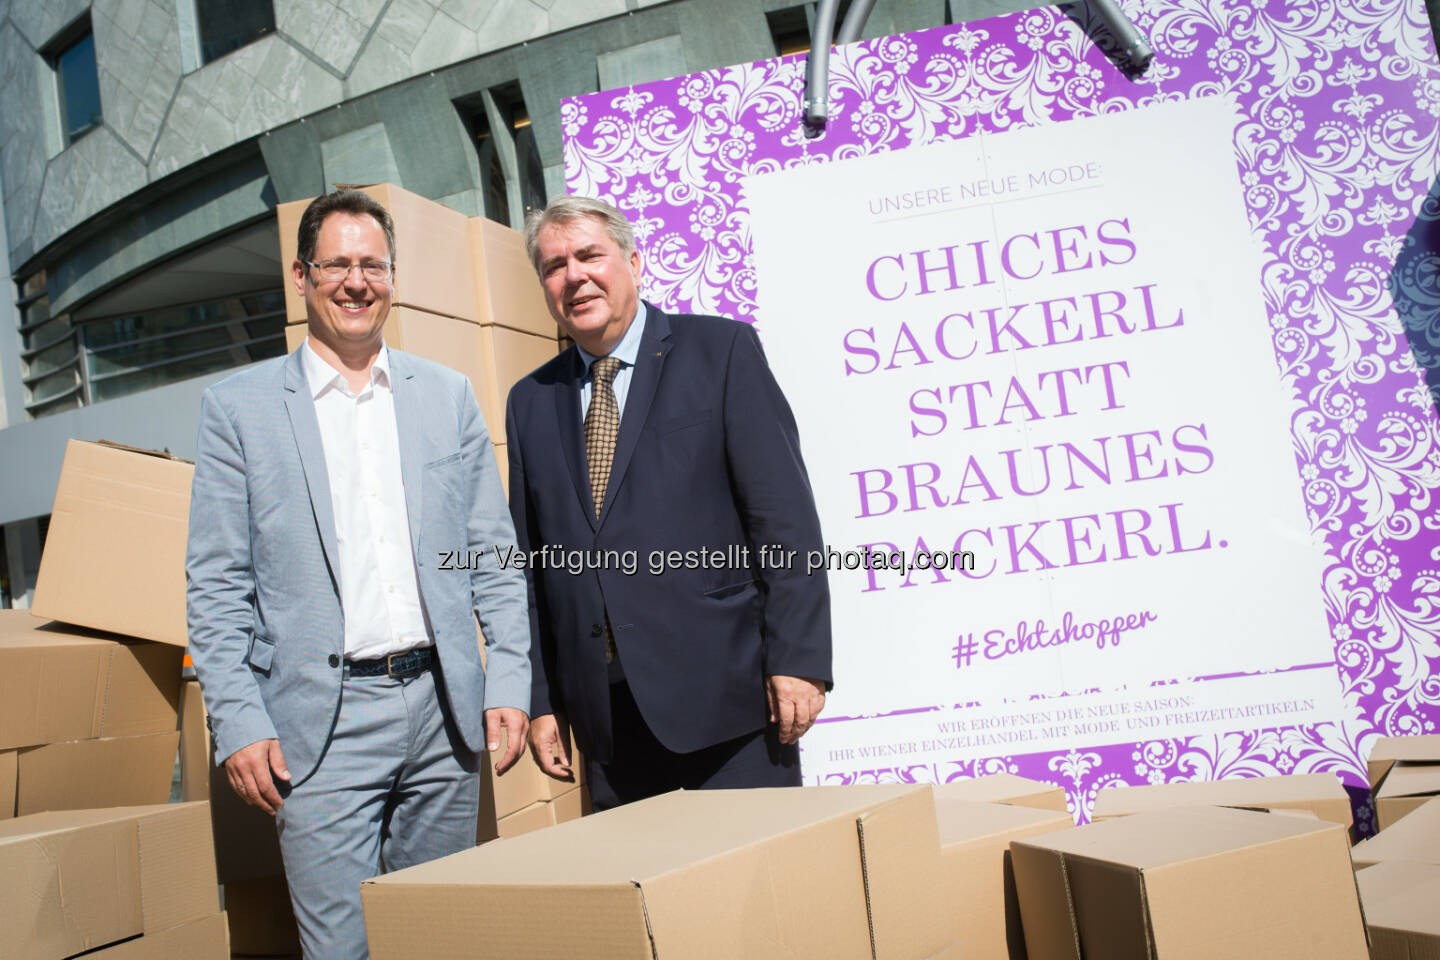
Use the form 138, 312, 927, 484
186, 346, 530, 784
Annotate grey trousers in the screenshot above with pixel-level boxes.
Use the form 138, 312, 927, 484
273, 665, 479, 959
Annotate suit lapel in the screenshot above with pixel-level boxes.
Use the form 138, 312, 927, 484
599, 305, 671, 529
282, 349, 342, 591
389, 351, 425, 556
554, 347, 596, 530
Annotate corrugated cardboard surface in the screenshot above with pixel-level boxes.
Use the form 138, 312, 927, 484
0, 750, 15, 820
488, 725, 583, 819
1010, 806, 1367, 960
497, 798, 555, 838
0, 803, 217, 959
363, 785, 939, 960
179, 680, 208, 803
225, 874, 301, 956
1089, 773, 1352, 829
1368, 734, 1440, 789
1356, 861, 1440, 959
468, 216, 559, 337
0, 614, 182, 750
475, 321, 562, 446
15, 731, 180, 816
1351, 796, 1440, 868
937, 800, 1073, 960
84, 912, 230, 959
31, 440, 193, 646
279, 184, 478, 324
934, 773, 1068, 812
1375, 762, 1440, 829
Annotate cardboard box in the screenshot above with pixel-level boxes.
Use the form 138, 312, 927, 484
14, 731, 181, 816
936, 800, 1072, 960
0, 802, 218, 959
934, 772, 1068, 812
179, 679, 209, 803
363, 784, 954, 960
1009, 805, 1368, 960
468, 216, 559, 338
0, 613, 183, 750
1090, 773, 1353, 830
225, 874, 302, 957
83, 912, 230, 959
475, 321, 561, 446
1367, 733, 1440, 788
0, 750, 15, 820
1368, 735, 1440, 830
31, 440, 193, 647
1355, 860, 1440, 959
487, 724, 583, 820
1351, 796, 1440, 868
494, 784, 590, 839
278, 184, 478, 324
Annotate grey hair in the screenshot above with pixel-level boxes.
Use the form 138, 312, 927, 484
524, 195, 637, 272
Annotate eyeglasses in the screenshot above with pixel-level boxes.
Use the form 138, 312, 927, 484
301, 258, 394, 282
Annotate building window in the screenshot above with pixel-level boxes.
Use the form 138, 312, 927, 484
767, 5, 814, 56
196, 0, 275, 65
81, 291, 286, 403
459, 82, 548, 230
17, 272, 83, 418
44, 19, 102, 146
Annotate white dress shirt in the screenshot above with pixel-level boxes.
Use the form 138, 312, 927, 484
576, 299, 647, 420
301, 340, 431, 661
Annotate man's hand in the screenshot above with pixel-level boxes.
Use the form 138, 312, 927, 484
527, 713, 575, 782
486, 707, 531, 775
766, 675, 827, 745
224, 738, 290, 815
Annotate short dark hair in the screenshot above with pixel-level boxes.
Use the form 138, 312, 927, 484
296, 189, 397, 265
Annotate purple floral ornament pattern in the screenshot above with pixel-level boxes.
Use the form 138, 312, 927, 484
562, 0, 1440, 825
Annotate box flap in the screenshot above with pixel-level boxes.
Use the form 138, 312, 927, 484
1015, 805, 1342, 869
1351, 796, 1440, 868
1007, 842, 1082, 960
935, 773, 1068, 812
1357, 861, 1440, 938
936, 797, 1073, 846
1064, 855, 1152, 960
1368, 735, 1440, 790
855, 786, 952, 959
1090, 774, 1352, 828
1375, 761, 1440, 800
1141, 822, 1367, 959
135, 801, 220, 933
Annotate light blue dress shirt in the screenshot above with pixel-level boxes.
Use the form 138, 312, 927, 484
576, 299, 647, 421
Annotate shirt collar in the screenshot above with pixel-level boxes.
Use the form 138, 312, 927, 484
576, 299, 647, 376
301, 338, 391, 398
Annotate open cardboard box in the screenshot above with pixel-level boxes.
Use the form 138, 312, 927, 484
1367, 735, 1440, 830
1089, 773, 1352, 831
1355, 860, 1440, 959
937, 799, 1073, 960
934, 772, 1068, 812
363, 784, 954, 960
1010, 805, 1368, 960
1351, 796, 1440, 868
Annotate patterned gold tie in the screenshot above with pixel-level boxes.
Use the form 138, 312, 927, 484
585, 356, 623, 520
585, 356, 623, 665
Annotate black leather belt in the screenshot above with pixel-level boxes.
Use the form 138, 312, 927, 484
345, 646, 435, 678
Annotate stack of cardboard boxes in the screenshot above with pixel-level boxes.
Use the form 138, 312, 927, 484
484, 728, 591, 841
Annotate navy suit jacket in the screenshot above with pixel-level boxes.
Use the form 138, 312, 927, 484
505, 305, 832, 762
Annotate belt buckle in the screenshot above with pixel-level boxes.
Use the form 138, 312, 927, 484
385, 651, 406, 678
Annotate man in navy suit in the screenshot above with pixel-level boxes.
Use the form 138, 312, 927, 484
505, 195, 832, 808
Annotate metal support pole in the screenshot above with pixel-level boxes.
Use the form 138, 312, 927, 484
835, 0, 878, 45
803, 0, 842, 128
1086, 0, 1154, 70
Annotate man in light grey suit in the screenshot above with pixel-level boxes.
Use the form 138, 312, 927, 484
187, 189, 531, 958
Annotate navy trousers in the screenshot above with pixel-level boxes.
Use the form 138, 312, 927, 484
585, 679, 801, 811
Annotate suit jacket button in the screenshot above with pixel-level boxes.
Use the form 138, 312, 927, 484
590, 624, 603, 637
328, 654, 340, 668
